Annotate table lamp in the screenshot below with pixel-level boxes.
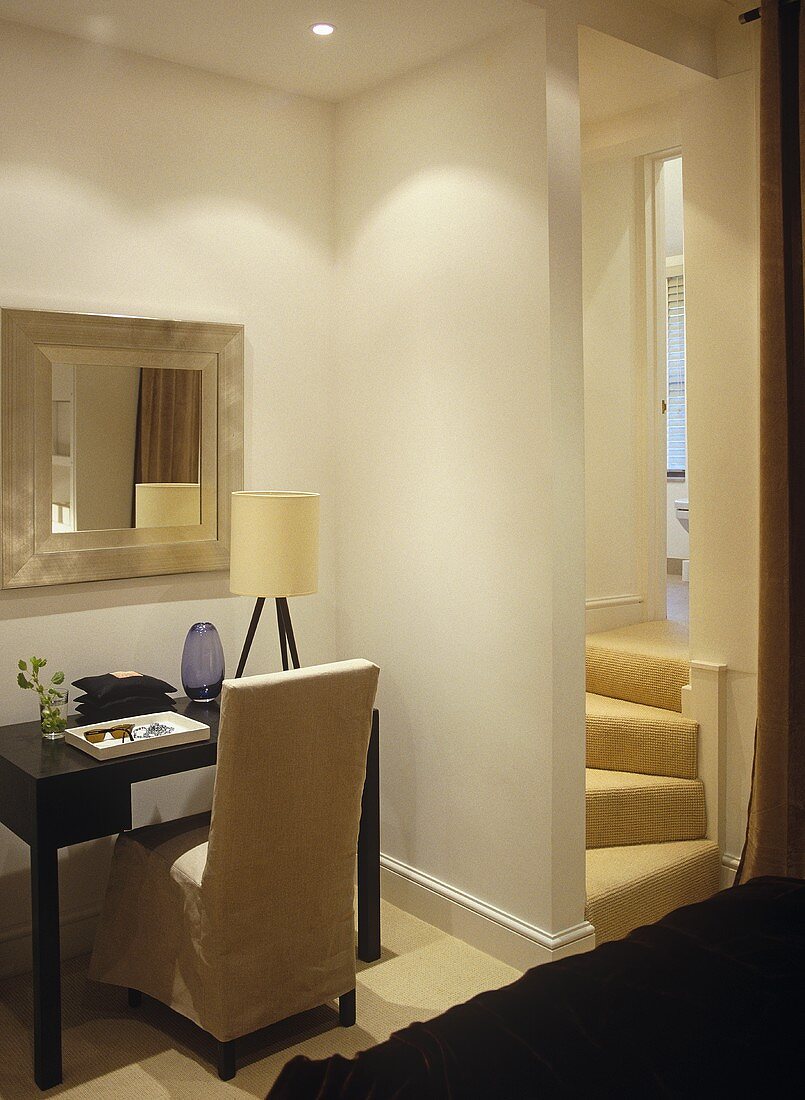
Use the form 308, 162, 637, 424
229, 491, 320, 676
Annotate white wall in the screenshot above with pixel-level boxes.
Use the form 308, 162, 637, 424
0, 6, 757, 979
682, 68, 759, 865
0, 19, 337, 971
582, 150, 646, 630
581, 40, 760, 871
581, 95, 689, 633
333, 17, 587, 948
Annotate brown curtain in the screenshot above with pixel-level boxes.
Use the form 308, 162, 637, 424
134, 368, 201, 485
738, 0, 805, 882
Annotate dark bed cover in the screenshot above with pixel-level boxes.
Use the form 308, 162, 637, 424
268, 877, 805, 1099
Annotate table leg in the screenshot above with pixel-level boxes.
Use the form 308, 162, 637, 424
31, 842, 62, 1090
357, 709, 381, 962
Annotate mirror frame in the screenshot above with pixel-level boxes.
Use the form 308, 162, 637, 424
2, 308, 243, 588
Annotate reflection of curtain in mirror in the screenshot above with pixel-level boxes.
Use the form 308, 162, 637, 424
134, 368, 201, 484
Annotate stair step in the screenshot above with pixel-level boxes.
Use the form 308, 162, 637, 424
586, 620, 690, 713
586, 693, 698, 779
586, 769, 706, 848
586, 839, 720, 945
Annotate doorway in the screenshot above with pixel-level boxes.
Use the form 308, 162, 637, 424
647, 152, 689, 625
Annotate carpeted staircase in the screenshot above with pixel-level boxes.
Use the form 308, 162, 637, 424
585, 621, 720, 944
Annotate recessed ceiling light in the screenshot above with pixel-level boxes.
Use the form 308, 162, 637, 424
311, 23, 335, 37
85, 14, 116, 43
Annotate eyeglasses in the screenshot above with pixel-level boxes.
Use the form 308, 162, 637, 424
84, 723, 135, 744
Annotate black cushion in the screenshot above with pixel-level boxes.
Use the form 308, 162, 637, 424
74, 692, 173, 706
74, 695, 176, 721
72, 672, 176, 703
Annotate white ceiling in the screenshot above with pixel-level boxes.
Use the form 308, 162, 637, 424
653, 0, 743, 26
0, 1, 740, 112
0, 0, 536, 102
578, 26, 712, 125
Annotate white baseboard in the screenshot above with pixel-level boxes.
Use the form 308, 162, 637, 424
381, 854, 595, 972
585, 596, 645, 635
585, 593, 642, 610
0, 906, 100, 979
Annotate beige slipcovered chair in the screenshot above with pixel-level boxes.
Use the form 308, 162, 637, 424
89, 659, 380, 1079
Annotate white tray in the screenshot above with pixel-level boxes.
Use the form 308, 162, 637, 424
65, 711, 210, 760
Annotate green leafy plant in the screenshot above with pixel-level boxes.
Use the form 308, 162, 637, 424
17, 657, 67, 735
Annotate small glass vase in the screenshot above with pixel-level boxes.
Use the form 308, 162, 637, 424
40, 690, 68, 741
181, 622, 225, 702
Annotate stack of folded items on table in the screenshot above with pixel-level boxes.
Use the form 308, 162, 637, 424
72, 672, 177, 724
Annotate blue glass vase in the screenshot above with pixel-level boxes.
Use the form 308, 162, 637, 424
181, 622, 225, 702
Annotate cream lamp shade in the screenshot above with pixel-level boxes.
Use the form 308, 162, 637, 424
135, 483, 200, 528
229, 491, 319, 597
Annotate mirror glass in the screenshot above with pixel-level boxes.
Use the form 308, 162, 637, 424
51, 363, 201, 533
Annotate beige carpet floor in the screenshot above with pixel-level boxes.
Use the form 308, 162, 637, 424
0, 902, 519, 1098
666, 576, 689, 625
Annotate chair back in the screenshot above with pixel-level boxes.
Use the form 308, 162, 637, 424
200, 659, 379, 1025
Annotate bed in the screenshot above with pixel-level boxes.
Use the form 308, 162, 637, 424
268, 876, 805, 1098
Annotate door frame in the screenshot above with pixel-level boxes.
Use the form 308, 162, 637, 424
642, 147, 682, 622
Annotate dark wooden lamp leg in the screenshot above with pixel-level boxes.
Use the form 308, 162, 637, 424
278, 597, 300, 669
339, 988, 356, 1027
217, 1039, 236, 1081
235, 597, 266, 678
276, 598, 288, 670
235, 596, 302, 676
128, 988, 142, 1007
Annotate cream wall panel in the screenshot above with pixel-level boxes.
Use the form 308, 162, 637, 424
582, 154, 644, 612
682, 69, 758, 857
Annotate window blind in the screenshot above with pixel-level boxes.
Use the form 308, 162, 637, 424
666, 272, 686, 476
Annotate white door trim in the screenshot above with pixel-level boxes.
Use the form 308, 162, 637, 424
643, 148, 682, 621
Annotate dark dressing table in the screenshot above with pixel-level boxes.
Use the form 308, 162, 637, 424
0, 700, 380, 1090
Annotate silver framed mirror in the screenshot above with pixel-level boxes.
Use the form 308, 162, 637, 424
2, 309, 243, 588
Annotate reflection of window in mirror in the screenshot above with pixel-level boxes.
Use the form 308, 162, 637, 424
51, 363, 74, 532
50, 365, 202, 534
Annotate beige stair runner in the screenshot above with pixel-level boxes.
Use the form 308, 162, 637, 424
587, 839, 720, 945
585, 619, 691, 713
585, 622, 720, 945
586, 769, 706, 848
586, 694, 698, 778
